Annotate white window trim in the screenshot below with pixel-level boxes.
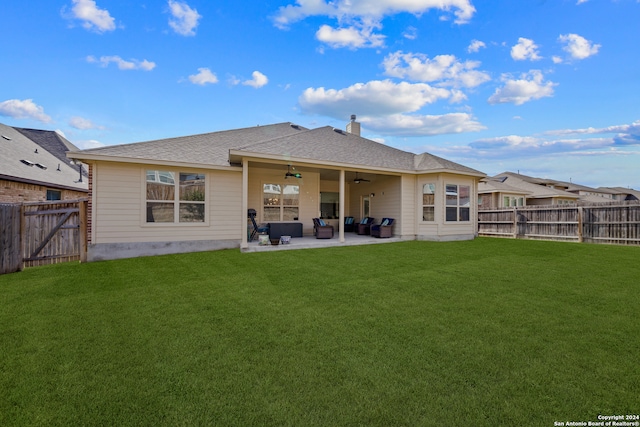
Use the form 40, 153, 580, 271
142, 169, 209, 226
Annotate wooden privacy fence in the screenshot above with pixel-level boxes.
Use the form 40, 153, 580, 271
0, 199, 87, 274
478, 202, 640, 245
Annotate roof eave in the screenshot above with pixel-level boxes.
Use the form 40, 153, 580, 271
67, 152, 242, 172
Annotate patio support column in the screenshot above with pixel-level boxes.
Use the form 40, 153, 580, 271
339, 169, 345, 243
241, 158, 249, 249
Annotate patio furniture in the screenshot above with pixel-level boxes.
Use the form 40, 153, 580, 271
268, 222, 303, 239
313, 218, 334, 239
356, 217, 375, 235
370, 218, 394, 238
248, 209, 269, 241
344, 216, 355, 232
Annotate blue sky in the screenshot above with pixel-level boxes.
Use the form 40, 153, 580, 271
1, 0, 639, 188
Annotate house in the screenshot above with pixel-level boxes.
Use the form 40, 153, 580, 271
479, 172, 584, 208
597, 187, 640, 202
0, 123, 88, 203
479, 172, 638, 209
478, 176, 531, 209
68, 117, 485, 261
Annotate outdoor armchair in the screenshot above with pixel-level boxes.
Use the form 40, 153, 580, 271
356, 217, 375, 235
313, 218, 334, 239
370, 218, 394, 238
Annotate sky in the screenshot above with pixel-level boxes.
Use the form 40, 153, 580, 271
1, 0, 639, 189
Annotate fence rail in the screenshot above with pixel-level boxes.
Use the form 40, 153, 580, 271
0, 199, 87, 274
478, 202, 640, 245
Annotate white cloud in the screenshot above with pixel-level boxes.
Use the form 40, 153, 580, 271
488, 70, 556, 105
167, 0, 202, 36
403, 26, 418, 40
273, 0, 475, 49
510, 37, 542, 61
67, 0, 116, 33
576, 0, 588, 4
286, 0, 475, 25
316, 24, 385, 49
362, 112, 485, 136
299, 79, 450, 118
69, 116, 104, 130
552, 56, 563, 64
558, 33, 600, 60
75, 139, 106, 149
87, 55, 156, 71
467, 39, 486, 53
243, 71, 269, 88
382, 51, 490, 88
0, 99, 52, 123
188, 68, 219, 85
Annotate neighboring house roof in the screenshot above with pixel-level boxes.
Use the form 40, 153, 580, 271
71, 122, 485, 177
13, 127, 87, 177
493, 172, 579, 200
0, 123, 88, 192
478, 178, 532, 195
600, 187, 640, 200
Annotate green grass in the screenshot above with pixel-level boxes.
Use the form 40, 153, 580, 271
1, 239, 639, 426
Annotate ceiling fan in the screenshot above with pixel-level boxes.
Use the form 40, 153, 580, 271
353, 172, 370, 184
285, 165, 302, 179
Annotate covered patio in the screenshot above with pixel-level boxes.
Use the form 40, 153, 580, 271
243, 232, 404, 253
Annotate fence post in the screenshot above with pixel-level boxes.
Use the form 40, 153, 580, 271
79, 200, 87, 263
513, 208, 518, 239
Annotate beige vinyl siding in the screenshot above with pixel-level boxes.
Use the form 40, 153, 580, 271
368, 175, 401, 229
400, 174, 416, 238
437, 173, 478, 239
415, 173, 478, 240
92, 161, 241, 244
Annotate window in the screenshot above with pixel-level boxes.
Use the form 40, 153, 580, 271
446, 184, 470, 222
263, 183, 299, 221
146, 170, 205, 223
422, 183, 435, 221
320, 192, 339, 219
46, 189, 61, 201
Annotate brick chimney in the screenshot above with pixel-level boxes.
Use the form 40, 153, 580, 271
346, 114, 360, 136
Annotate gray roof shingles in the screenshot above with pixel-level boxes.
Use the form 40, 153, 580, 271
75, 122, 485, 175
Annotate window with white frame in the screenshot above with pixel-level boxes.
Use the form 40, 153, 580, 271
146, 170, 205, 223
422, 183, 435, 221
263, 183, 299, 221
446, 184, 470, 222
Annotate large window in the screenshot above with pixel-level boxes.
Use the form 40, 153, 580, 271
320, 192, 339, 219
146, 171, 205, 223
446, 184, 470, 222
263, 183, 299, 221
422, 183, 435, 221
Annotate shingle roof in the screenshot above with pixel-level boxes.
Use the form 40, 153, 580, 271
73, 122, 485, 176
14, 127, 86, 177
494, 172, 579, 199
0, 123, 88, 191
78, 123, 308, 167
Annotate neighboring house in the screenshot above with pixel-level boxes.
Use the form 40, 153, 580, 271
483, 172, 580, 207
478, 176, 531, 209
68, 117, 486, 261
479, 172, 638, 209
597, 187, 640, 202
0, 123, 88, 203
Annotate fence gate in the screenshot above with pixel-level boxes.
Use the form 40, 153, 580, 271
21, 200, 87, 269
1, 204, 22, 274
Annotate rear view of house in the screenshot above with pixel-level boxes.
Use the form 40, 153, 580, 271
68, 117, 485, 261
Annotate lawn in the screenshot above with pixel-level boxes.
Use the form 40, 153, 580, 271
1, 239, 638, 426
